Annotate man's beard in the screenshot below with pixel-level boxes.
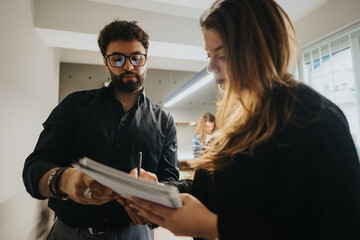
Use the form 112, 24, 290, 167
109, 69, 145, 93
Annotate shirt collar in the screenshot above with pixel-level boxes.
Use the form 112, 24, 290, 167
107, 82, 146, 108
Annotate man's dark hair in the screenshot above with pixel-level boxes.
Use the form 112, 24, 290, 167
98, 20, 149, 57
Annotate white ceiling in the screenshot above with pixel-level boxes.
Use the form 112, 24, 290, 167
34, 0, 330, 72
89, 0, 330, 21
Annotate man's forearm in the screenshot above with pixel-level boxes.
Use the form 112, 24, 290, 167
37, 168, 59, 198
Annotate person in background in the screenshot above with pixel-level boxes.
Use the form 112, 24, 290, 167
125, 0, 360, 239
192, 112, 216, 158
22, 20, 179, 240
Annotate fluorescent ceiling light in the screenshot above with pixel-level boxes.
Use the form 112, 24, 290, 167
164, 68, 213, 107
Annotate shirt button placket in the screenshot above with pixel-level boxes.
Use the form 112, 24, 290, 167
117, 120, 125, 148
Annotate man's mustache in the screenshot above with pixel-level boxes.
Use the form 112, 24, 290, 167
120, 71, 140, 78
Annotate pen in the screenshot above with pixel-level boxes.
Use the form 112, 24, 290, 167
137, 151, 142, 177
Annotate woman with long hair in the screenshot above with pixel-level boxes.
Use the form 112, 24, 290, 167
192, 112, 216, 158
125, 0, 360, 239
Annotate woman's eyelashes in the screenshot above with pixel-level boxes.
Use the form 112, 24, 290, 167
206, 54, 226, 61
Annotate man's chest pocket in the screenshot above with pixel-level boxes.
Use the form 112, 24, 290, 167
135, 129, 164, 168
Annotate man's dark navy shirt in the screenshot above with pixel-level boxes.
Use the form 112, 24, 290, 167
23, 84, 179, 228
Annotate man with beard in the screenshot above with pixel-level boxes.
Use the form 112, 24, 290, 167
22, 20, 179, 240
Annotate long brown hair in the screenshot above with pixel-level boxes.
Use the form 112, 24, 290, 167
194, 112, 216, 144
193, 0, 299, 171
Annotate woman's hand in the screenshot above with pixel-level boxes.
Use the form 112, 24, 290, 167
129, 193, 219, 239
116, 196, 153, 225
115, 168, 160, 224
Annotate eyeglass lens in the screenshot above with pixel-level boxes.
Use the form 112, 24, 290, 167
109, 54, 146, 67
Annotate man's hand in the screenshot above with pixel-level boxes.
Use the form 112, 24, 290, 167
59, 168, 116, 205
129, 168, 159, 183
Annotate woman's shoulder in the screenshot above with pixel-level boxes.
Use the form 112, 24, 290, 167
268, 83, 351, 150
279, 84, 351, 145
293, 84, 348, 126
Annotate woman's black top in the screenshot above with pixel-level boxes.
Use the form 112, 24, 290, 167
191, 85, 360, 239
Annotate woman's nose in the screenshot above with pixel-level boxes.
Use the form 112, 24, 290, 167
207, 58, 218, 73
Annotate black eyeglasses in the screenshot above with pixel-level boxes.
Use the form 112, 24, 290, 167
106, 53, 147, 67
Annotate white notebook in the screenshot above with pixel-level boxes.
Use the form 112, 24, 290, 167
72, 157, 182, 209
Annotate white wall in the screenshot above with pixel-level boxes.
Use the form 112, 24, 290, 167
295, 0, 360, 47
0, 0, 60, 239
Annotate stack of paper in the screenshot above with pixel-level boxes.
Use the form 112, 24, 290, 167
73, 157, 182, 209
